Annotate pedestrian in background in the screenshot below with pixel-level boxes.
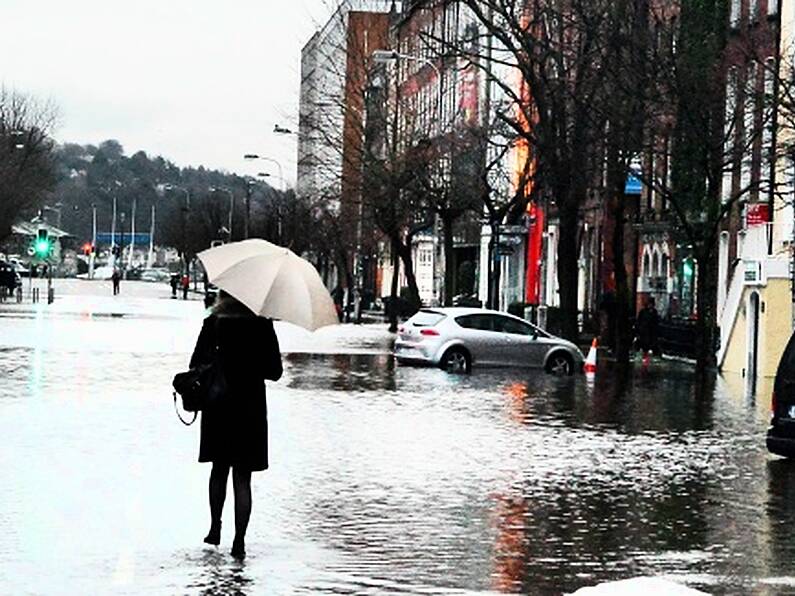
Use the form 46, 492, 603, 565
189, 290, 283, 560
111, 269, 121, 296
181, 273, 190, 300
635, 297, 661, 361
170, 274, 179, 298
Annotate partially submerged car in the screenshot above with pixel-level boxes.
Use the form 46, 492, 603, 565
767, 333, 795, 457
394, 307, 584, 375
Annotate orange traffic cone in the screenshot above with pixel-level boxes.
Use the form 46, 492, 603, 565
584, 337, 598, 375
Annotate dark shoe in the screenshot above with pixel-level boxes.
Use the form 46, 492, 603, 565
231, 537, 245, 560
203, 523, 221, 546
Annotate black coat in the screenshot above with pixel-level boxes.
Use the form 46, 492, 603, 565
189, 312, 282, 471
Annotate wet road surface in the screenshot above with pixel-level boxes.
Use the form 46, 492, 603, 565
1, 281, 794, 594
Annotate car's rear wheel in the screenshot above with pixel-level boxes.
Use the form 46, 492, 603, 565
441, 348, 471, 374
545, 352, 574, 376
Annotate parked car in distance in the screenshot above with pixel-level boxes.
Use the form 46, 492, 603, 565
0, 261, 21, 291
767, 333, 795, 457
394, 307, 584, 375
139, 268, 171, 283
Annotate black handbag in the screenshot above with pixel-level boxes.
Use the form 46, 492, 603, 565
172, 325, 228, 425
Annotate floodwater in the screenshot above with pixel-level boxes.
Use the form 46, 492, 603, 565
1, 280, 794, 595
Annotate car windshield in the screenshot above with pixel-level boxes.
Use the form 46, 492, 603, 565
410, 310, 446, 327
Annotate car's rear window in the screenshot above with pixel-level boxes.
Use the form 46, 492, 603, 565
779, 334, 795, 381
409, 310, 446, 327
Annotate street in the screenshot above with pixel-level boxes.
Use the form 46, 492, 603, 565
0, 281, 794, 595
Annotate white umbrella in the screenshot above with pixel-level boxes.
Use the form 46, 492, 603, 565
197, 239, 338, 331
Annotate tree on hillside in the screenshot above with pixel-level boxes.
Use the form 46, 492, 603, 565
0, 87, 58, 240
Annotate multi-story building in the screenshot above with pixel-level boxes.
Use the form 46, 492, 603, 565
377, 0, 491, 306
297, 0, 395, 306
719, 0, 789, 391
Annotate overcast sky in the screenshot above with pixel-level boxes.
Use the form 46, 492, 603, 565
0, 0, 338, 184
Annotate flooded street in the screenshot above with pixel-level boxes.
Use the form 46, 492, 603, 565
2, 281, 795, 594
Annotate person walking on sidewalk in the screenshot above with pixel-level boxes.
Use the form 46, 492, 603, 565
635, 297, 661, 360
111, 269, 121, 296
189, 290, 283, 560
181, 273, 190, 300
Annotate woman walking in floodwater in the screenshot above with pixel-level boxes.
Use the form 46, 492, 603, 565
189, 290, 282, 560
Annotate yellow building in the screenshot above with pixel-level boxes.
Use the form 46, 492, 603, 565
718, 0, 794, 394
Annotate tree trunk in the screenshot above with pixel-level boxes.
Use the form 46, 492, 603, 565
396, 238, 421, 308
556, 202, 580, 342
491, 224, 502, 310
694, 246, 718, 372
388, 236, 401, 333
442, 214, 455, 307
610, 194, 633, 365
605, 140, 633, 365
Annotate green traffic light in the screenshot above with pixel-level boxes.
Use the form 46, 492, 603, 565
683, 259, 693, 277
35, 239, 51, 256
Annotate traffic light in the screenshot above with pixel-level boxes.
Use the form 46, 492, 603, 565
682, 257, 694, 279
34, 229, 52, 259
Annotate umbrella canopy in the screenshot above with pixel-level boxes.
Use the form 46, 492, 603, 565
197, 239, 338, 331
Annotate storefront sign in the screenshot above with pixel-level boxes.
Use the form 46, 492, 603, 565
746, 203, 770, 226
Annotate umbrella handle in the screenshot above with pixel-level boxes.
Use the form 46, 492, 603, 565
173, 392, 198, 426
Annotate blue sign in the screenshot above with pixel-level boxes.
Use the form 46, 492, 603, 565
625, 172, 642, 195
96, 233, 151, 246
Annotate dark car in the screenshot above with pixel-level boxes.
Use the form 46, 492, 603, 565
767, 334, 795, 457
0, 262, 21, 291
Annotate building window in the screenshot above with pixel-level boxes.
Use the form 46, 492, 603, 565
643, 252, 651, 277
763, 58, 775, 185
723, 67, 738, 204
740, 63, 757, 195
646, 150, 655, 211
730, 0, 741, 27
769, 0, 779, 15
750, 0, 759, 21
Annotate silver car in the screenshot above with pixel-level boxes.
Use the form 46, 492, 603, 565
394, 307, 584, 375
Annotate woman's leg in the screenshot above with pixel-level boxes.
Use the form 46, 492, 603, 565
205, 462, 230, 545
230, 467, 252, 558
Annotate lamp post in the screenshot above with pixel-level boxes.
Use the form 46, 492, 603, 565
162, 184, 191, 274
372, 48, 445, 306
273, 124, 298, 135
244, 154, 286, 242
256, 173, 284, 244
243, 154, 284, 190
209, 187, 235, 242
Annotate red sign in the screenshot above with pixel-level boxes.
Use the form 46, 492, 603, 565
746, 203, 770, 226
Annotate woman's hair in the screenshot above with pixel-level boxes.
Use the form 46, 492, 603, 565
213, 290, 255, 317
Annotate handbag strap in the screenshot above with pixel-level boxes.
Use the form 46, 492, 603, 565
173, 391, 198, 426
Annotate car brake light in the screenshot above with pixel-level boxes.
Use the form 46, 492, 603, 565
420, 328, 439, 336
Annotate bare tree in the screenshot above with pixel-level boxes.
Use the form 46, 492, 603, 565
453, 0, 620, 341
0, 87, 59, 240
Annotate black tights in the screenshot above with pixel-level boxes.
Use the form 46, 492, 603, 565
208, 463, 252, 543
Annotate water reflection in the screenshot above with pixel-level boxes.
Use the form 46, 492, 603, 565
186, 550, 253, 596
3, 305, 794, 594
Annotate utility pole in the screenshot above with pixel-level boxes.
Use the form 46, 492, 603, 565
89, 205, 97, 280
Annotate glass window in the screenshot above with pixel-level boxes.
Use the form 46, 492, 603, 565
730, 0, 741, 26
493, 316, 535, 336
455, 314, 493, 331
409, 310, 446, 327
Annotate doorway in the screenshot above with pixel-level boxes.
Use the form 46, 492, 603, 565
747, 291, 761, 394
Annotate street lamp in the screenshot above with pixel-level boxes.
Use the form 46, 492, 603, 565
255, 173, 284, 243
209, 187, 235, 241
159, 184, 191, 274
243, 154, 285, 190
273, 124, 297, 135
